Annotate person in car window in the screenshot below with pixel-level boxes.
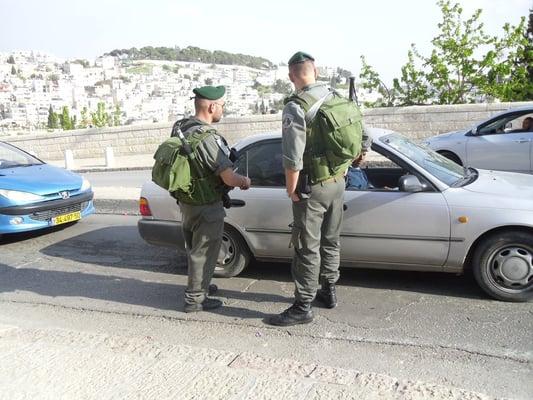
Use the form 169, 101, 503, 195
521, 117, 533, 132
346, 136, 373, 190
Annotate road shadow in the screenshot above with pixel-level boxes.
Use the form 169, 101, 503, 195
0, 262, 284, 317
0, 222, 78, 245
245, 260, 486, 300
39, 225, 185, 274
34, 226, 486, 301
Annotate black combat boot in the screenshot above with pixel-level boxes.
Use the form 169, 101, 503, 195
267, 301, 314, 326
316, 282, 337, 308
184, 297, 223, 313
208, 284, 218, 296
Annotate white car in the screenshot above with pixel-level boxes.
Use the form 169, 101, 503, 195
138, 129, 533, 302
423, 106, 533, 173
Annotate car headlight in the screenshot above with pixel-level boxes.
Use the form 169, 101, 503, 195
0, 189, 44, 202
80, 177, 91, 192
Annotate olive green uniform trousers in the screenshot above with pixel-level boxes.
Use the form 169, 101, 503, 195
180, 201, 225, 305
291, 177, 345, 304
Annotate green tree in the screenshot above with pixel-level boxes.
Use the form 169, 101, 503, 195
47, 105, 59, 129
91, 102, 109, 128
359, 0, 533, 106
60, 106, 72, 130
113, 104, 121, 126
79, 107, 90, 128
73, 59, 90, 68
10, 65, 16, 75
71, 115, 77, 130
204, 78, 213, 85
7, 55, 15, 64
272, 79, 292, 95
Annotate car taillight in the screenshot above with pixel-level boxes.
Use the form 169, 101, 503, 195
139, 197, 152, 216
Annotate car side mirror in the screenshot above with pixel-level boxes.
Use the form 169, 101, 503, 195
467, 127, 478, 136
398, 175, 424, 193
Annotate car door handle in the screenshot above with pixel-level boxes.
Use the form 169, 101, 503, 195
513, 139, 530, 143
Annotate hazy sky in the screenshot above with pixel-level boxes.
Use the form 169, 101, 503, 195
1, 0, 530, 83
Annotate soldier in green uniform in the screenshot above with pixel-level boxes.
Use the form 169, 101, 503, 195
175, 86, 251, 313
268, 52, 346, 326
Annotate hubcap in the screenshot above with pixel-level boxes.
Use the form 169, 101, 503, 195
489, 246, 533, 289
216, 233, 235, 269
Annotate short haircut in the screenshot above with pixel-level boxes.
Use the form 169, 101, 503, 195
289, 60, 315, 77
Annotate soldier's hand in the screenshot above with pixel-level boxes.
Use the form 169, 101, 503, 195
240, 176, 251, 190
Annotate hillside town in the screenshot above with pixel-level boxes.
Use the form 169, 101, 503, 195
0, 51, 361, 135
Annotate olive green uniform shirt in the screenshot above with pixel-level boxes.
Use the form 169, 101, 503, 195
281, 82, 330, 171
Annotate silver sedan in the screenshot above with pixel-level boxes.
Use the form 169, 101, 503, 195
422, 106, 533, 173
138, 129, 533, 302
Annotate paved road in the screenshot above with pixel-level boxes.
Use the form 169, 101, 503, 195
0, 215, 532, 399
82, 169, 151, 189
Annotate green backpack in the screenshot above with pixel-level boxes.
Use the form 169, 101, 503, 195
288, 90, 363, 183
152, 130, 223, 205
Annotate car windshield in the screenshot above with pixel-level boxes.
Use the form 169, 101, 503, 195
380, 133, 466, 186
0, 142, 43, 169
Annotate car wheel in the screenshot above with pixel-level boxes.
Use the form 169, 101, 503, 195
438, 151, 463, 166
472, 231, 533, 302
214, 225, 251, 278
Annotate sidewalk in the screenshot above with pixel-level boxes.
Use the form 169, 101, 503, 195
0, 324, 493, 400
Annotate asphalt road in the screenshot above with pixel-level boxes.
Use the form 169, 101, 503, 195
82, 169, 151, 188
0, 214, 532, 399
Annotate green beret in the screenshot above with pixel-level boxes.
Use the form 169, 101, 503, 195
192, 85, 225, 100
288, 51, 315, 66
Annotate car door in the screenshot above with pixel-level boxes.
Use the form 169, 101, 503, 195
466, 132, 531, 173
226, 139, 293, 260
341, 179, 450, 268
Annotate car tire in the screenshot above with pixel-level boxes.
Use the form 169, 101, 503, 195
438, 151, 463, 166
472, 231, 533, 302
214, 225, 251, 278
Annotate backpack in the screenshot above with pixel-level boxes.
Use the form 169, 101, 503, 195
288, 89, 363, 183
151, 129, 223, 205
152, 137, 191, 194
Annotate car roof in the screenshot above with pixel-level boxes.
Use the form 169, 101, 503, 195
232, 127, 395, 150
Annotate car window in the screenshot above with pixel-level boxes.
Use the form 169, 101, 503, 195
478, 111, 533, 135
0, 142, 42, 169
235, 140, 285, 187
346, 147, 434, 192
381, 133, 465, 186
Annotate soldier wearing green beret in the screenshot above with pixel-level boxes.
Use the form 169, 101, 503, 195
174, 85, 251, 313
268, 52, 345, 326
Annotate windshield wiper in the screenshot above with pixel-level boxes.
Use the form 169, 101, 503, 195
453, 166, 477, 187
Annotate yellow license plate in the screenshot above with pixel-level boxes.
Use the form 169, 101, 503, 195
52, 211, 81, 225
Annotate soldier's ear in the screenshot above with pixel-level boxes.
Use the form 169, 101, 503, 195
288, 71, 295, 83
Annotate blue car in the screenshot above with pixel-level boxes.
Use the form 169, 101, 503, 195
0, 141, 95, 235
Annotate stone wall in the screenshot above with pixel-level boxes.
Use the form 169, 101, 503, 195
4, 101, 532, 162
363, 101, 533, 140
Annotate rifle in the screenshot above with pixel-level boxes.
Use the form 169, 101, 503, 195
348, 76, 360, 106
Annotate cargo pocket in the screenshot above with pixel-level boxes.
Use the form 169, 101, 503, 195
202, 206, 226, 223
289, 225, 302, 249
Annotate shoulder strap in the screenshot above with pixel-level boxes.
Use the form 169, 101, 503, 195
304, 90, 334, 125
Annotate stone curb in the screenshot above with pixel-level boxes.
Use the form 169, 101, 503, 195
0, 325, 495, 400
